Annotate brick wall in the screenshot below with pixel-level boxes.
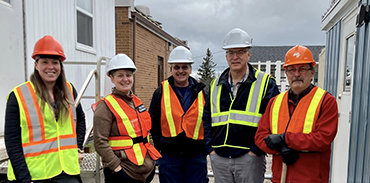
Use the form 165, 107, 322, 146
115, 7, 171, 108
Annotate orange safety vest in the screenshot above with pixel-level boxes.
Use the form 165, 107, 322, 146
270, 86, 326, 134
103, 94, 161, 166
160, 80, 205, 140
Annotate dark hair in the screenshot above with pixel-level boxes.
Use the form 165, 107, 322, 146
30, 59, 71, 121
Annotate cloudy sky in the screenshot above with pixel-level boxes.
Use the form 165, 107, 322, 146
134, 0, 331, 75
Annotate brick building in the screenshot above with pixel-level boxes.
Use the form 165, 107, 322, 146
115, 1, 187, 107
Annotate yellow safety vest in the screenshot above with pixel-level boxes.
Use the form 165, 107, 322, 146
7, 81, 79, 181
210, 70, 269, 149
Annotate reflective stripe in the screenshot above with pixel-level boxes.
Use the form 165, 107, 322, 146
303, 88, 325, 133
211, 78, 220, 114
109, 140, 133, 149
18, 84, 43, 142
108, 136, 133, 149
247, 71, 268, 113
23, 138, 76, 155
271, 92, 286, 134
132, 144, 144, 165
212, 144, 250, 150
192, 91, 204, 139
163, 81, 177, 136
229, 113, 261, 124
211, 115, 228, 125
105, 95, 137, 137
66, 82, 77, 121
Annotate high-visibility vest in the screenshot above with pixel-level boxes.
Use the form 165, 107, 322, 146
103, 94, 161, 166
210, 70, 270, 149
7, 81, 79, 181
270, 86, 326, 135
160, 80, 205, 140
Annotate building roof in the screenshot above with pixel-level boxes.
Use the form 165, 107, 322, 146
249, 45, 325, 63
133, 7, 188, 47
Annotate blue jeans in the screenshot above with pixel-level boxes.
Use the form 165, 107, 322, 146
159, 152, 208, 183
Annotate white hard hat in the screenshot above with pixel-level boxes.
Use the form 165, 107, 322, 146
168, 46, 194, 64
222, 28, 252, 49
106, 54, 137, 76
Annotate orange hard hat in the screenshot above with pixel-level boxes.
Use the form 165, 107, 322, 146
32, 35, 66, 61
283, 45, 315, 69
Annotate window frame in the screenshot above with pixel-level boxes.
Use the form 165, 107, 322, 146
75, 0, 96, 54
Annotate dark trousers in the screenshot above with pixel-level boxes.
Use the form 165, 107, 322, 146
103, 167, 155, 183
159, 152, 209, 183
9, 172, 82, 183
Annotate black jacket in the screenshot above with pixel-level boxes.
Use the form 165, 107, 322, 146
5, 83, 86, 183
149, 76, 208, 157
203, 63, 280, 157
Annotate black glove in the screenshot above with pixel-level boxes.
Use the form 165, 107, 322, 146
264, 133, 285, 150
281, 144, 299, 165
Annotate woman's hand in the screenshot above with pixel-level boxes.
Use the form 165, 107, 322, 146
114, 165, 122, 172
78, 149, 84, 163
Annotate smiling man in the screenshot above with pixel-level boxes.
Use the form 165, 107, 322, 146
255, 45, 338, 183
149, 46, 208, 183
203, 28, 279, 183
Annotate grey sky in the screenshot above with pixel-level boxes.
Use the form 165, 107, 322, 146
134, 0, 331, 75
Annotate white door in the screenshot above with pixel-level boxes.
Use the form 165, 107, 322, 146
330, 8, 357, 183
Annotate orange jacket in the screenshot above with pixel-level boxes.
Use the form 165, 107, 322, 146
160, 80, 205, 140
255, 86, 338, 183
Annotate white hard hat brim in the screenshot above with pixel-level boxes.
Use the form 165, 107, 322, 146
106, 66, 137, 76
222, 44, 252, 50
168, 59, 194, 64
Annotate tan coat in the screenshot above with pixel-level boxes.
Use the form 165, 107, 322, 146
93, 88, 156, 182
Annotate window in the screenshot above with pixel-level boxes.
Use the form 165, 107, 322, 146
158, 56, 164, 86
76, 0, 93, 48
344, 35, 354, 92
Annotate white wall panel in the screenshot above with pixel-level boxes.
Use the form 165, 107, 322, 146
23, 0, 115, 132
0, 1, 25, 134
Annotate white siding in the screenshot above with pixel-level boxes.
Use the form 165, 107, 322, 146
0, 1, 25, 135
0, 0, 115, 135
24, 0, 115, 75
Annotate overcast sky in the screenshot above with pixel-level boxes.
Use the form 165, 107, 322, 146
134, 0, 331, 76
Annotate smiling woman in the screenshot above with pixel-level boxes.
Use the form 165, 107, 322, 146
5, 35, 86, 183
93, 54, 161, 183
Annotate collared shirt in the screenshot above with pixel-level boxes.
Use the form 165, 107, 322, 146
173, 79, 194, 113
228, 68, 249, 98
288, 84, 315, 106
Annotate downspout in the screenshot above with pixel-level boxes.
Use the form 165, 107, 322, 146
164, 42, 167, 80
22, 0, 27, 81
132, 12, 136, 94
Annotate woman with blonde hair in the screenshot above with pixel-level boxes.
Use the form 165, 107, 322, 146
94, 54, 161, 183
5, 35, 86, 183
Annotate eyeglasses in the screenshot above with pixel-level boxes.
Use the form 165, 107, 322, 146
173, 65, 190, 70
286, 67, 313, 74
226, 50, 248, 57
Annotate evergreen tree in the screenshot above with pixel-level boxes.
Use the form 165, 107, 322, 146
197, 48, 217, 92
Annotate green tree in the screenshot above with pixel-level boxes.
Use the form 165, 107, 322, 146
197, 48, 217, 92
